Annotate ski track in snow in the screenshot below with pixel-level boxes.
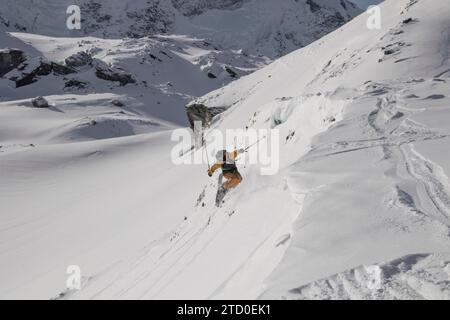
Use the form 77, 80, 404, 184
58, 162, 299, 300
287, 252, 450, 300
271, 78, 450, 299
401, 145, 450, 224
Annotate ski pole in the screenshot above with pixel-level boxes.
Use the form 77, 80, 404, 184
234, 136, 267, 162
202, 132, 210, 169
244, 135, 266, 152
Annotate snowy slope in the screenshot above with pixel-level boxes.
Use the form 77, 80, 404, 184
1, 32, 263, 126
1, 29, 271, 118
1, 0, 450, 300
191, 0, 450, 299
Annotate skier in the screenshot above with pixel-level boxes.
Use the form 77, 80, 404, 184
208, 149, 244, 189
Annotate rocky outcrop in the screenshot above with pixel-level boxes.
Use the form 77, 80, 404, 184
31, 96, 50, 108
51, 62, 76, 76
65, 51, 93, 69
94, 62, 136, 86
172, 0, 246, 16
306, 0, 322, 13
64, 78, 88, 90
79, 0, 175, 37
186, 103, 227, 128
3, 51, 135, 88
6, 56, 76, 88
0, 49, 25, 76
111, 99, 124, 107
225, 66, 238, 78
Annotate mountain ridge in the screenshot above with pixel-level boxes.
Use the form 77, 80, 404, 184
0, 0, 361, 58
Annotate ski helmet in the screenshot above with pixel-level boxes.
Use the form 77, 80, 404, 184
216, 150, 226, 161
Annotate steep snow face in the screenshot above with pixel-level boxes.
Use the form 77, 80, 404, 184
193, 0, 450, 116
0, 0, 361, 58
188, 0, 450, 299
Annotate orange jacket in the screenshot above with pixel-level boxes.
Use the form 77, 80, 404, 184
208, 149, 240, 175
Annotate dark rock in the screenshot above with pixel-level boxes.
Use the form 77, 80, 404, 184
159, 50, 172, 59
121, 2, 175, 37
186, 103, 227, 128
7, 57, 76, 88
111, 99, 124, 107
31, 96, 50, 108
95, 62, 136, 86
65, 51, 93, 69
207, 72, 217, 79
51, 62, 76, 75
172, 0, 245, 16
323, 11, 345, 28
0, 49, 25, 76
424, 94, 445, 100
8, 58, 51, 87
149, 54, 162, 62
306, 0, 321, 13
391, 111, 404, 120
64, 78, 88, 89
225, 66, 238, 78
384, 49, 397, 55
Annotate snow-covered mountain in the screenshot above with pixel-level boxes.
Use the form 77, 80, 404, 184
1, 0, 450, 300
0, 1, 360, 126
0, 0, 360, 58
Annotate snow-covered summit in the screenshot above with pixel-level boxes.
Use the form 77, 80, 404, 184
0, 0, 361, 58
